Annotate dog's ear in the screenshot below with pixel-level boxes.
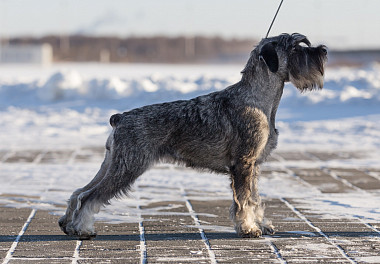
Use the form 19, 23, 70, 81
259, 42, 279, 73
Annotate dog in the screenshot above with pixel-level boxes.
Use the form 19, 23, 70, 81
59, 33, 327, 239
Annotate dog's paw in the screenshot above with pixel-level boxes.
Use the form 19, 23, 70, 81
58, 215, 70, 234
78, 231, 97, 240
63, 223, 97, 240
261, 223, 275, 235
259, 219, 275, 235
239, 228, 262, 238
236, 223, 263, 238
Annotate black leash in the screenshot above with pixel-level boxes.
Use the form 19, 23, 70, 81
265, 0, 284, 38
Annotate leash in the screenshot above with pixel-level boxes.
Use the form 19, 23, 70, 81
265, 0, 284, 38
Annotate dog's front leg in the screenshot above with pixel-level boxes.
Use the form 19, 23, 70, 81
230, 159, 263, 238
251, 166, 275, 236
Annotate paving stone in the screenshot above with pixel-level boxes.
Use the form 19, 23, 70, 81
292, 168, 355, 193
3, 151, 41, 163
40, 150, 74, 164
331, 168, 380, 190
307, 151, 343, 161
275, 236, 348, 259
0, 151, 8, 162
80, 240, 139, 258
74, 147, 105, 163
2, 150, 380, 263
0, 207, 35, 260
276, 151, 315, 161
13, 241, 76, 258
9, 259, 72, 263
78, 259, 138, 264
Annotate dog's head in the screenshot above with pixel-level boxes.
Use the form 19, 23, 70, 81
242, 33, 328, 91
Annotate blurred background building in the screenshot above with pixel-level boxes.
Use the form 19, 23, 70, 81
1, 35, 380, 66
0, 0, 379, 65
1, 35, 254, 64
0, 43, 52, 65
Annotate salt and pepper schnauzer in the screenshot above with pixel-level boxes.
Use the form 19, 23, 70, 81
59, 33, 327, 239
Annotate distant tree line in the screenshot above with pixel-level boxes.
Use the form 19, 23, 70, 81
6, 35, 257, 63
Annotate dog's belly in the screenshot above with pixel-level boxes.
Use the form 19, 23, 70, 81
163, 138, 232, 173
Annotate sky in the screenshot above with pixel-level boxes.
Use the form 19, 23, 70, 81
0, 0, 379, 50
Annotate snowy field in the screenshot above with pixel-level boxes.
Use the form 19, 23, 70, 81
1, 62, 380, 225
1, 62, 380, 152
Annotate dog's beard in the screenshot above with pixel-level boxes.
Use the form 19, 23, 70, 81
289, 70, 324, 92
288, 46, 327, 92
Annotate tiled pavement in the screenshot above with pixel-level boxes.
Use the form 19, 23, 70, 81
1, 148, 380, 263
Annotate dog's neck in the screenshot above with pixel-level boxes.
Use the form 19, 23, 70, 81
241, 68, 285, 121
255, 78, 284, 130
231, 57, 287, 133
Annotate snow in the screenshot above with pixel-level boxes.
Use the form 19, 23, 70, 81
1, 62, 380, 225
2, 63, 380, 118
1, 62, 380, 152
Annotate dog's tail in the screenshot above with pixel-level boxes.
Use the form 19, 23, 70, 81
109, 113, 122, 128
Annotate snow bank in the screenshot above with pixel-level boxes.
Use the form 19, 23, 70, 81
0, 107, 111, 150
277, 114, 380, 151
283, 63, 380, 106
0, 68, 233, 110
1, 63, 380, 152
1, 63, 380, 115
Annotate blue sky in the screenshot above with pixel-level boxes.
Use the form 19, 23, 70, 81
0, 0, 379, 49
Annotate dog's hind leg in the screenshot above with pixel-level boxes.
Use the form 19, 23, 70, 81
66, 144, 154, 239
59, 132, 115, 236
58, 148, 112, 235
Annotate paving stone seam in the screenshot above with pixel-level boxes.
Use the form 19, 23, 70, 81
322, 168, 380, 236
0, 151, 14, 163
275, 159, 380, 260
363, 170, 380, 182
33, 150, 47, 164
138, 220, 147, 264
2, 208, 37, 264
136, 184, 147, 264
321, 167, 366, 193
304, 152, 367, 193
67, 149, 80, 165
278, 159, 378, 262
267, 242, 287, 264
280, 198, 357, 264
309, 155, 380, 236
181, 188, 217, 264
357, 219, 380, 235
303, 152, 322, 162
71, 240, 82, 264
271, 153, 315, 189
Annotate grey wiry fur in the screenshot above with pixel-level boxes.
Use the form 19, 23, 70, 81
59, 33, 327, 239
